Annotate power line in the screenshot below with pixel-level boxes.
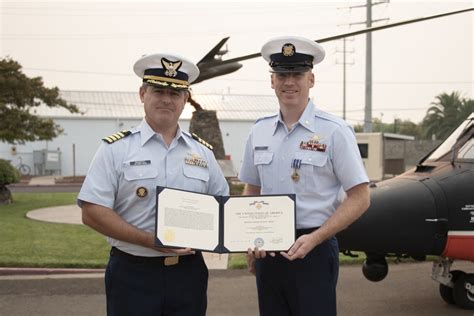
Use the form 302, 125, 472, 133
1, 4, 339, 17
325, 107, 432, 113
24, 68, 133, 77
21, 68, 474, 87
2, 24, 333, 39
21, 68, 473, 85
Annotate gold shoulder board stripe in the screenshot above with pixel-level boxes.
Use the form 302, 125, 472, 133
191, 133, 213, 151
102, 130, 132, 144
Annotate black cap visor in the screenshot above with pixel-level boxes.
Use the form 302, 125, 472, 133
269, 65, 312, 73
269, 52, 314, 73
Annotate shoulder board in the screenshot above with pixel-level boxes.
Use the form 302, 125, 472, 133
255, 113, 278, 124
315, 110, 347, 127
102, 130, 132, 144
191, 133, 213, 151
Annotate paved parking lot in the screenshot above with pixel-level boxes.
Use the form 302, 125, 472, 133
1, 261, 472, 315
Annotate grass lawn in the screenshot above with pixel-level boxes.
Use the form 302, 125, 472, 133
1, 192, 366, 269
1, 192, 400, 270
0, 193, 109, 268
228, 252, 366, 269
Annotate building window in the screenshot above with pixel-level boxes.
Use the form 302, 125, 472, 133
358, 143, 369, 158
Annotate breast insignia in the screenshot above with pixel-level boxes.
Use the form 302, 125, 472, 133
102, 130, 132, 144
191, 133, 213, 151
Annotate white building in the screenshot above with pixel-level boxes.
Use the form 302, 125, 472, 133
0, 91, 280, 177
355, 133, 416, 182
1, 90, 418, 180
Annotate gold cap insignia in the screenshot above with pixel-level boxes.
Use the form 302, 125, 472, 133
161, 57, 182, 78
136, 186, 148, 198
282, 43, 295, 57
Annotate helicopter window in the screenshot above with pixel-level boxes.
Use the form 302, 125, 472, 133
457, 137, 473, 160
427, 119, 472, 161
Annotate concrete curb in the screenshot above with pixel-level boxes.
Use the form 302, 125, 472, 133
8, 183, 82, 188
0, 267, 105, 276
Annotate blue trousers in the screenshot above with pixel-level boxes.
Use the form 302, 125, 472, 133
255, 233, 339, 316
105, 248, 208, 316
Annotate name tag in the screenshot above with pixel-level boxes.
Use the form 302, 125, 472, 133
254, 146, 269, 151
130, 160, 151, 166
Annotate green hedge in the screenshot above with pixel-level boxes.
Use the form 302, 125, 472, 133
0, 159, 20, 185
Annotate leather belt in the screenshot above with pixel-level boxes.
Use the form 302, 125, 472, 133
110, 247, 194, 266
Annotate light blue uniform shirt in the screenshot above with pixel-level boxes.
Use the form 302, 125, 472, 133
78, 119, 229, 256
239, 101, 369, 229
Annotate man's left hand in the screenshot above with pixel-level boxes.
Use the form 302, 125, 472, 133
280, 233, 319, 261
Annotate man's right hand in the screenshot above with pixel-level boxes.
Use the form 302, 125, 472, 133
246, 248, 258, 275
247, 248, 276, 275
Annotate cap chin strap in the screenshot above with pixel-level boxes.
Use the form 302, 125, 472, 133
143, 75, 189, 86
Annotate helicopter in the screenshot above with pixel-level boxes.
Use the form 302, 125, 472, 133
191, 8, 473, 85
337, 114, 474, 309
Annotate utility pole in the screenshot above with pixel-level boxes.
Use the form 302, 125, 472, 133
343, 38, 349, 121
335, 38, 355, 120
346, 0, 389, 132
336, 4, 357, 121
365, 0, 373, 132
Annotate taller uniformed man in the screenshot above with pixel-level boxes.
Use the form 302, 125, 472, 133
239, 36, 370, 315
78, 53, 229, 316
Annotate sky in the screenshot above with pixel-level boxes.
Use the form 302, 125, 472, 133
1, 0, 472, 126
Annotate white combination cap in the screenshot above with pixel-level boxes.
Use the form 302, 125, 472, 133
261, 36, 325, 72
133, 53, 200, 90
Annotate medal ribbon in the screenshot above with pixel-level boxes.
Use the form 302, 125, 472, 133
291, 159, 302, 169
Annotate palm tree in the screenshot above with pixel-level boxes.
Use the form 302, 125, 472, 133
421, 92, 473, 140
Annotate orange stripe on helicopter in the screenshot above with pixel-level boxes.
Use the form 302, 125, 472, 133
442, 231, 474, 261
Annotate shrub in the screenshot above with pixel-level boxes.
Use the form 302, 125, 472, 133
230, 182, 245, 195
0, 159, 20, 185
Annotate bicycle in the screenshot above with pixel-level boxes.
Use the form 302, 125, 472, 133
16, 157, 31, 176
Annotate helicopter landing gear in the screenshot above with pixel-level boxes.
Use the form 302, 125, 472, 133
439, 270, 465, 305
453, 273, 474, 309
432, 258, 474, 309
362, 254, 388, 282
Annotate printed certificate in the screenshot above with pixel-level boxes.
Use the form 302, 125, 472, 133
155, 187, 296, 253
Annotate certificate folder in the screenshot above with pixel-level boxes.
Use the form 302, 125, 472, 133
155, 186, 296, 253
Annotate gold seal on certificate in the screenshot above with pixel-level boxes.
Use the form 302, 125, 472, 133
155, 187, 296, 253
163, 229, 175, 242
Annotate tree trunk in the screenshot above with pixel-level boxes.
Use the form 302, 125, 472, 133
0, 185, 13, 205
189, 110, 226, 160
